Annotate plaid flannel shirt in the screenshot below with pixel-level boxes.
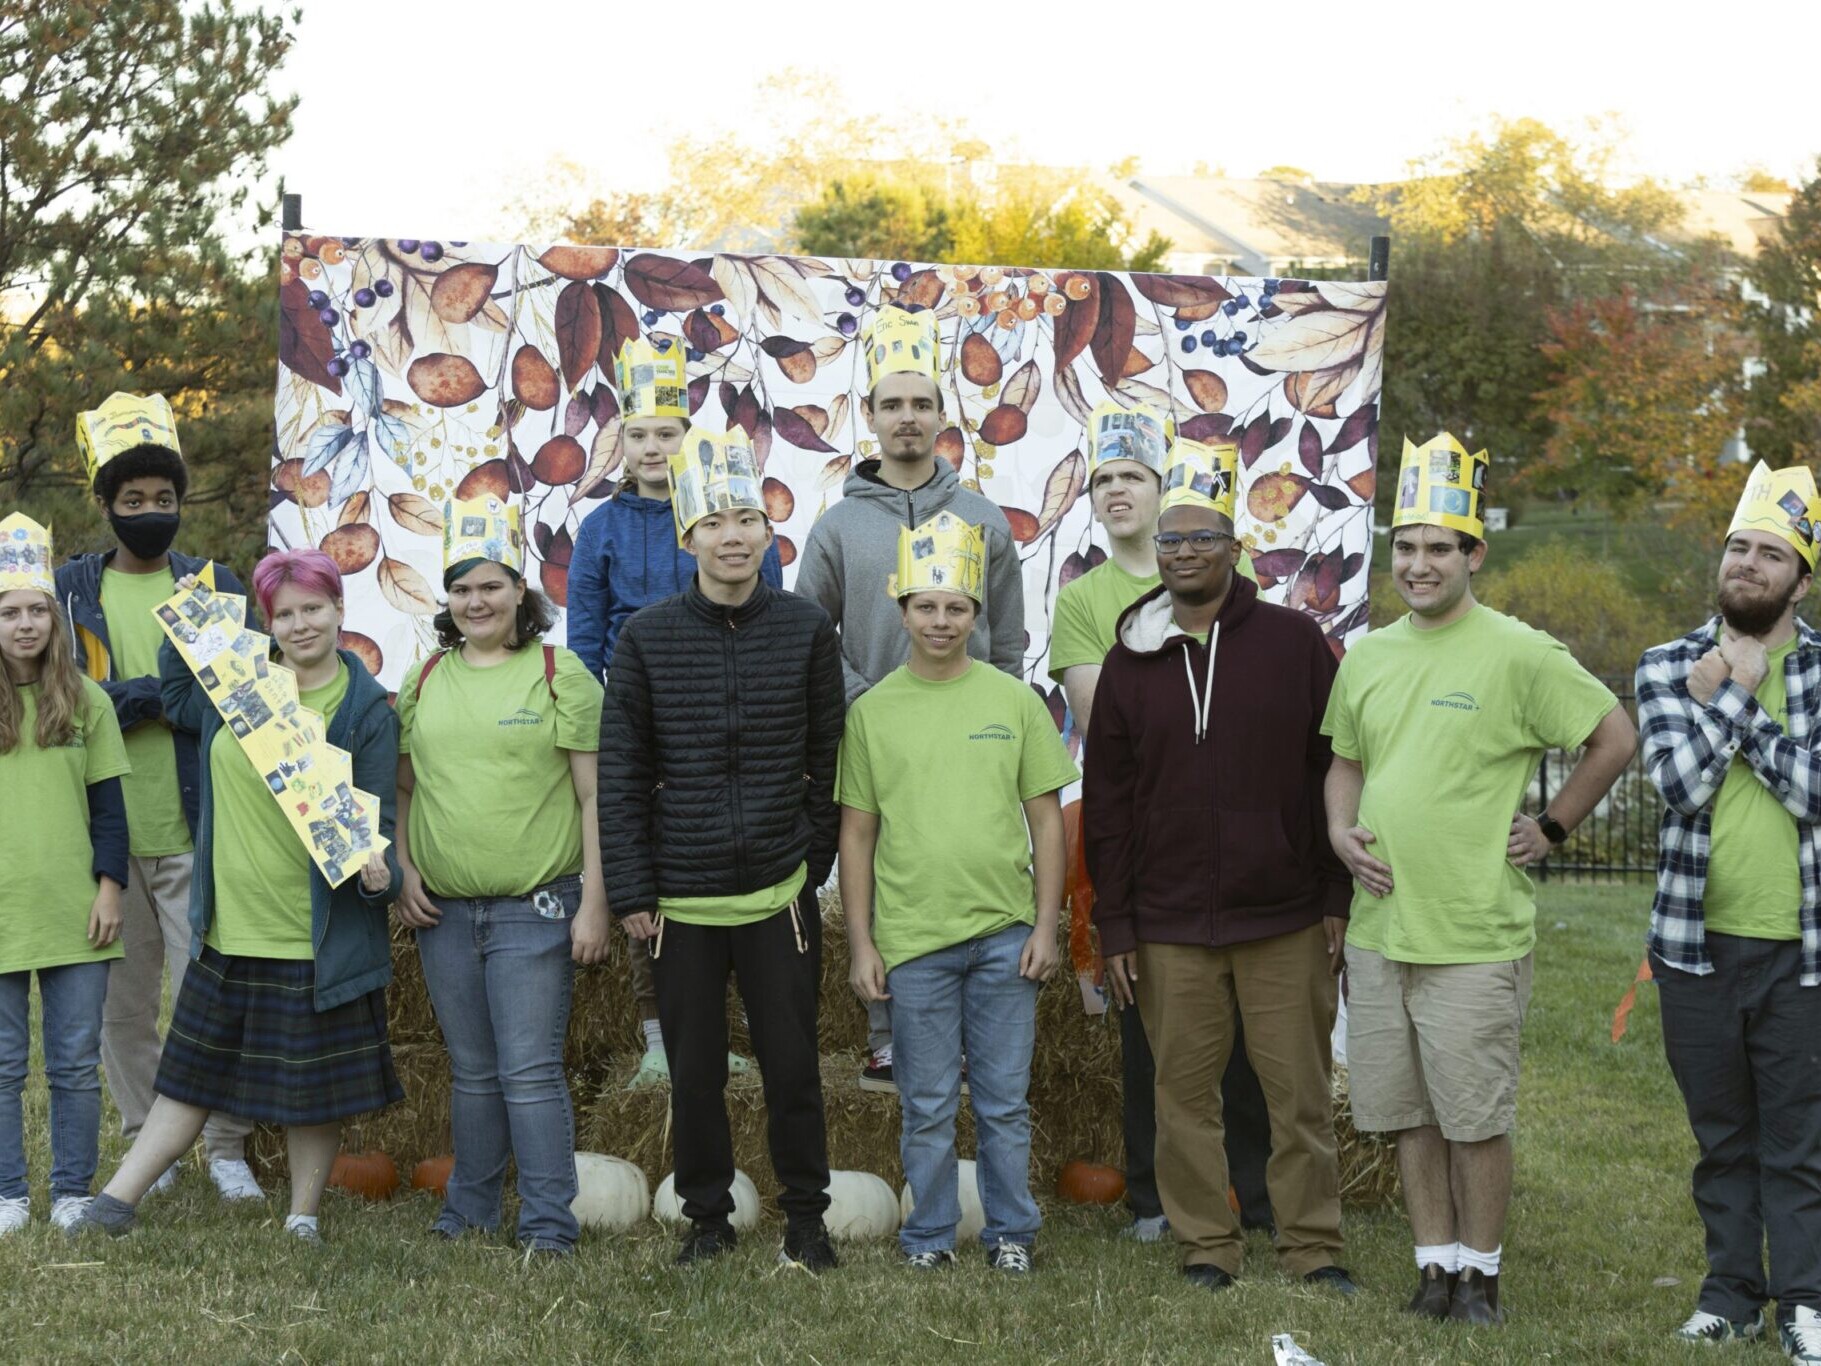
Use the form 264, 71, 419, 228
1636, 616, 1821, 985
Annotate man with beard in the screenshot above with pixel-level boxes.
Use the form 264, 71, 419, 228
1637, 462, 1821, 1361
1323, 434, 1634, 1325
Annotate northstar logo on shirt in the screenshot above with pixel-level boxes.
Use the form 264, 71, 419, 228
499, 707, 544, 727
969, 722, 1015, 741
1429, 691, 1481, 712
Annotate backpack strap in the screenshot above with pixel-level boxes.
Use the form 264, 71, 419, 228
414, 645, 557, 702
412, 649, 449, 702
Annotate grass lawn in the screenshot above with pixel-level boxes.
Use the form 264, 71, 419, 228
3, 884, 1711, 1364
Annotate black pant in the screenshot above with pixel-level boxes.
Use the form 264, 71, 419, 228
1657, 935, 1821, 1324
652, 897, 830, 1233
1122, 996, 1273, 1227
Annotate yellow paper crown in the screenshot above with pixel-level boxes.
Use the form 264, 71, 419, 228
863, 306, 942, 392
1729, 461, 1821, 568
1089, 400, 1171, 479
0, 513, 54, 597
613, 337, 689, 420
668, 430, 765, 541
889, 511, 985, 603
1160, 438, 1238, 520
1392, 433, 1489, 538
76, 393, 182, 486
442, 494, 525, 573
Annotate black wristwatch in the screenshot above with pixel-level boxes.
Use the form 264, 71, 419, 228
1536, 811, 1569, 846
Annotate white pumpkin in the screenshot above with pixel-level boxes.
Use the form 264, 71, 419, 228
653, 1168, 760, 1231
571, 1153, 649, 1232
899, 1157, 985, 1242
822, 1169, 900, 1241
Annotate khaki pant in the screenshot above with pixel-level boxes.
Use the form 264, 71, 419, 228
101, 852, 252, 1161
1135, 924, 1342, 1276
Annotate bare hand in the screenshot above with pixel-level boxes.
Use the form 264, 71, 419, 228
1688, 647, 1731, 705
1104, 951, 1138, 1008
1507, 813, 1552, 868
849, 940, 890, 1002
173, 573, 201, 592
88, 883, 122, 949
1334, 825, 1393, 898
1322, 915, 1347, 976
393, 861, 441, 929
358, 851, 390, 894
570, 892, 611, 965
1019, 925, 1059, 983
1718, 634, 1770, 695
621, 911, 659, 942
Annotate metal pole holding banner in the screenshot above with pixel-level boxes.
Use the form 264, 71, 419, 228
282, 193, 302, 233
1368, 234, 1390, 282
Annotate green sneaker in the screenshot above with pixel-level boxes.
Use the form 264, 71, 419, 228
628, 1045, 670, 1089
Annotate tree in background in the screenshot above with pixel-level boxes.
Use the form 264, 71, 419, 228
794, 179, 954, 263
1743, 159, 1821, 466
0, 0, 295, 565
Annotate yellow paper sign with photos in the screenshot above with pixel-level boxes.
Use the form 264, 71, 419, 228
1729, 461, 1821, 568
0, 513, 55, 597
613, 337, 689, 420
890, 510, 985, 602
76, 392, 182, 486
863, 306, 942, 391
152, 579, 386, 888
1160, 438, 1239, 520
668, 429, 765, 541
1392, 433, 1489, 539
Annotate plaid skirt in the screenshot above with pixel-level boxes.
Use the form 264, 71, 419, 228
154, 946, 404, 1126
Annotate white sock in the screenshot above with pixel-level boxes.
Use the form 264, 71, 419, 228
1458, 1244, 1501, 1277
285, 1214, 319, 1234
641, 1018, 663, 1052
1415, 1242, 1460, 1272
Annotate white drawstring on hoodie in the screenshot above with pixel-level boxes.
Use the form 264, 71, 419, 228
1180, 621, 1220, 743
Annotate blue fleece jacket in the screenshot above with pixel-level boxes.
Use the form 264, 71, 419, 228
566, 488, 783, 679
160, 644, 403, 1012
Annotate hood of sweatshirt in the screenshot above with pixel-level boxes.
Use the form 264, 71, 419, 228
838, 456, 963, 517
1114, 577, 1260, 743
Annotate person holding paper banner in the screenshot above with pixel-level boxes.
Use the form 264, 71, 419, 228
1323, 434, 1634, 1324
0, 514, 128, 1237
73, 549, 402, 1243
1049, 402, 1273, 1246
56, 394, 262, 1201
1638, 464, 1821, 1359
392, 496, 609, 1256
1082, 439, 1352, 1294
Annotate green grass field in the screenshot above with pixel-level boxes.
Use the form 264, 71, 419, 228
1, 886, 1715, 1364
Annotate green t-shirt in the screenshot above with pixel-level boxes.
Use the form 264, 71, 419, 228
397, 642, 604, 899
1705, 632, 1800, 940
837, 661, 1079, 970
660, 862, 807, 928
1321, 605, 1618, 964
0, 678, 131, 973
101, 566, 192, 857
207, 661, 349, 959
1045, 552, 1257, 683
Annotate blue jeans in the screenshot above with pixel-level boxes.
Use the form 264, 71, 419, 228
0, 961, 111, 1201
417, 876, 579, 1251
888, 921, 1040, 1253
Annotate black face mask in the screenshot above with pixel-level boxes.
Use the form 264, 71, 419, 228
108, 511, 181, 561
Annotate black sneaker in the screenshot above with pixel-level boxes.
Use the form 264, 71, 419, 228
1304, 1265, 1359, 1296
1448, 1267, 1503, 1325
904, 1248, 957, 1271
986, 1240, 1033, 1274
1674, 1308, 1764, 1342
675, 1223, 736, 1266
1406, 1263, 1455, 1319
859, 1051, 896, 1094
780, 1223, 839, 1275
1182, 1263, 1235, 1291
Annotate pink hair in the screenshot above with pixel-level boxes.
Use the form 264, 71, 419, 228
252, 548, 344, 622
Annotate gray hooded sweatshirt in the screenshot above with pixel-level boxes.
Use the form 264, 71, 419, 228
795, 458, 1025, 702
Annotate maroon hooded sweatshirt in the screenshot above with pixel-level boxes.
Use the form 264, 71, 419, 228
1083, 576, 1349, 957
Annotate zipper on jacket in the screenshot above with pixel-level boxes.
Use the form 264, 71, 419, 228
725, 617, 745, 888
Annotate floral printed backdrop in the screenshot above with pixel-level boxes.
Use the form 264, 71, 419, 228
270, 235, 1385, 731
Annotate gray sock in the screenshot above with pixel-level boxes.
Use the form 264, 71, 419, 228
74, 1192, 137, 1237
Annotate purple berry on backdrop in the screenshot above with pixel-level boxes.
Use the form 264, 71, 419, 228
373, 279, 394, 298
354, 287, 376, 308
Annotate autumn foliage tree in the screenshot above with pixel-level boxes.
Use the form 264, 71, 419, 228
1743, 158, 1821, 466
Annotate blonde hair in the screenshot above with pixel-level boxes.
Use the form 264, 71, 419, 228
0, 595, 85, 753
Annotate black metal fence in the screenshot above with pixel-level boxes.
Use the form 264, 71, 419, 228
1533, 675, 1659, 882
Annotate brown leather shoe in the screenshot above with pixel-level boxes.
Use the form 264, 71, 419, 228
1405, 1263, 1455, 1319
1448, 1267, 1503, 1324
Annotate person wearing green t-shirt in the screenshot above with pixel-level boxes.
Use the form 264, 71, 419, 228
75, 550, 404, 1246
598, 434, 845, 1273
54, 393, 260, 1201
1322, 433, 1634, 1325
840, 512, 1074, 1275
0, 517, 128, 1237
393, 502, 608, 1257
1049, 401, 1273, 1247
1637, 465, 1821, 1357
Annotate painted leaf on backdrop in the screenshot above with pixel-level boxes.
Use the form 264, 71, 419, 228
1035, 450, 1086, 533
1289, 552, 1345, 613
1184, 370, 1228, 413
1003, 359, 1042, 414
1248, 309, 1376, 373
1305, 482, 1354, 511
1248, 548, 1307, 586
818, 453, 852, 489
563, 392, 592, 438
302, 422, 354, 477
774, 405, 835, 453
759, 335, 817, 385
407, 353, 486, 408
538, 245, 619, 281
387, 492, 443, 535
328, 433, 369, 506
1003, 507, 1040, 544
763, 478, 795, 522
339, 631, 382, 677
935, 427, 965, 471
687, 374, 709, 414
321, 523, 379, 574
894, 269, 944, 310
1238, 412, 1275, 467
278, 279, 342, 395
811, 335, 850, 366
570, 418, 623, 506
980, 404, 1028, 446
1089, 273, 1137, 388
684, 307, 739, 352
1120, 346, 1155, 378
1314, 281, 1384, 313
429, 262, 498, 323
1054, 364, 1093, 426
751, 410, 773, 471
1052, 272, 1100, 371
961, 332, 1003, 386
554, 281, 603, 391
456, 459, 510, 501
532, 435, 586, 485
1179, 413, 1235, 442
1113, 378, 1174, 413
378, 556, 438, 616
1299, 421, 1324, 476
1355, 310, 1387, 405
826, 393, 851, 443
336, 491, 371, 527
541, 559, 569, 608
594, 284, 642, 372
795, 404, 829, 437
1283, 360, 1360, 415
1247, 472, 1309, 523
372, 412, 411, 464
345, 357, 382, 417
1326, 407, 1377, 455
1129, 274, 1234, 309
1346, 467, 1377, 501
625, 253, 725, 311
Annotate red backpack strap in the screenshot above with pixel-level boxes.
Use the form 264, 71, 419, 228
542, 644, 558, 702
412, 649, 449, 702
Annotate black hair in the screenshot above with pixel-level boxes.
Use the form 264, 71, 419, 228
1455, 532, 1483, 554
432, 579, 557, 651
95, 443, 187, 505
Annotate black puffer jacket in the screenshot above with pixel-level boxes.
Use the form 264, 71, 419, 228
598, 578, 845, 915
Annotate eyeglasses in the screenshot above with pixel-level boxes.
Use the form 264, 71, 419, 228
1153, 531, 1236, 554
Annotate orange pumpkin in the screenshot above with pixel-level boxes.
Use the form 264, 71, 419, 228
329, 1151, 399, 1201
1056, 1159, 1126, 1205
411, 1154, 455, 1197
